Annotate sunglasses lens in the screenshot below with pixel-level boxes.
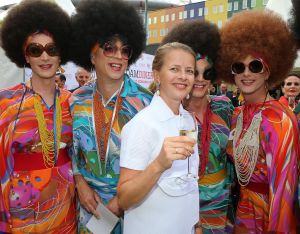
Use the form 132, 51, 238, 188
45, 44, 59, 56
121, 46, 132, 60
103, 43, 115, 57
203, 68, 215, 81
231, 62, 245, 74
27, 44, 43, 57
249, 60, 263, 73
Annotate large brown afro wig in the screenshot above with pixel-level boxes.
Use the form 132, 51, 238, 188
290, 0, 300, 48
70, 0, 146, 70
217, 10, 297, 88
1, 0, 71, 68
162, 20, 220, 66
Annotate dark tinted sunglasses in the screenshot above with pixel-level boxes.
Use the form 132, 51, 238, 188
26, 43, 60, 57
231, 59, 264, 75
195, 67, 216, 81
102, 42, 132, 60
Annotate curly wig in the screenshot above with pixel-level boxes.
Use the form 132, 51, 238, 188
70, 0, 146, 70
290, 0, 300, 48
1, 0, 71, 67
217, 10, 297, 88
162, 20, 220, 65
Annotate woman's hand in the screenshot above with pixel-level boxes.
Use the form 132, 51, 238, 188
106, 196, 123, 217
75, 175, 101, 218
154, 136, 195, 172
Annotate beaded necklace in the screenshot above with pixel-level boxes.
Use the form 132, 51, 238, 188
93, 85, 123, 164
197, 102, 212, 178
33, 88, 62, 168
233, 94, 269, 186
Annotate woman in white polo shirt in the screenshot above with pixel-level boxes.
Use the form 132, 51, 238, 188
118, 42, 199, 234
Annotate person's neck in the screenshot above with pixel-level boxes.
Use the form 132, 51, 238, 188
159, 93, 181, 115
186, 96, 208, 123
96, 75, 124, 103
244, 90, 269, 104
31, 76, 56, 106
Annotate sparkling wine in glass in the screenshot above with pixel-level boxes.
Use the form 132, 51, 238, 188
179, 112, 197, 178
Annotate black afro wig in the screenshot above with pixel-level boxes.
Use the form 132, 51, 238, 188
70, 0, 146, 70
290, 0, 300, 48
162, 20, 220, 65
1, 0, 71, 67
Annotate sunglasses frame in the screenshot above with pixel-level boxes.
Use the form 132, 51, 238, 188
101, 42, 133, 60
25, 43, 60, 58
231, 59, 265, 75
195, 67, 216, 81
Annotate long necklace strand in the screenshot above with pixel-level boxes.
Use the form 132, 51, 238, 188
93, 91, 123, 162
34, 93, 62, 168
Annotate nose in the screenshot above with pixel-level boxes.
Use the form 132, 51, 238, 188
114, 48, 123, 59
40, 51, 49, 60
196, 73, 205, 81
243, 66, 251, 76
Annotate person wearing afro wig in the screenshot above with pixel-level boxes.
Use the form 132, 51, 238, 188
161, 20, 235, 233
217, 10, 299, 233
68, 0, 152, 233
0, 0, 76, 233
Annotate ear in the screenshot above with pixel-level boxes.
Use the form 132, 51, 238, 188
25, 55, 29, 64
153, 70, 160, 84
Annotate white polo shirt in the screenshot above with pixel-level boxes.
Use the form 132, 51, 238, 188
120, 94, 199, 234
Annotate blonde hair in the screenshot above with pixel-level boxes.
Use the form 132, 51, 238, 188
152, 42, 196, 71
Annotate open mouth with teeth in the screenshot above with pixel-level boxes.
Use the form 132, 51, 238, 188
110, 63, 122, 71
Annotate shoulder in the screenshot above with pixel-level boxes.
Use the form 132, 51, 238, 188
210, 95, 234, 115
0, 83, 25, 108
123, 75, 153, 101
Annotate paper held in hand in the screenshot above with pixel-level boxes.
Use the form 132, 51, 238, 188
86, 203, 119, 234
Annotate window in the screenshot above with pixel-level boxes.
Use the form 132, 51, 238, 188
263, 0, 268, 5
190, 9, 194, 18
233, 1, 239, 11
217, 20, 222, 28
228, 2, 232, 11
219, 5, 224, 13
179, 11, 183, 20
153, 30, 157, 37
161, 15, 164, 23
251, 0, 256, 7
242, 0, 247, 9
198, 8, 203, 16
204, 7, 208, 16
183, 10, 187, 19
153, 17, 157, 24
166, 28, 168, 34
160, 29, 164, 36
213, 5, 218, 14
166, 14, 169, 22
171, 13, 175, 21
148, 18, 151, 25
147, 30, 151, 38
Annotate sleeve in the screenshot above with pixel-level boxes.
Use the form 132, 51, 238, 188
263, 110, 299, 232
120, 118, 154, 170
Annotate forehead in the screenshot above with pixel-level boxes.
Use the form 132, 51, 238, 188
285, 76, 300, 83
77, 70, 90, 77
163, 49, 195, 66
27, 33, 54, 45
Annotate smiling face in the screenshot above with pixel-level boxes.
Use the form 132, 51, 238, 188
76, 68, 91, 87
233, 55, 269, 103
190, 59, 211, 99
91, 38, 128, 82
282, 75, 300, 98
153, 48, 195, 106
25, 33, 60, 80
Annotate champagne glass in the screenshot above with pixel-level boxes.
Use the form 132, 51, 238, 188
179, 111, 197, 179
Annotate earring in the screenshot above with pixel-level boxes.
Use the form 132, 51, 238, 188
156, 82, 160, 95
186, 94, 190, 100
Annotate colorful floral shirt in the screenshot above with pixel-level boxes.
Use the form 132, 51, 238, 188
197, 95, 235, 233
227, 100, 299, 233
70, 74, 152, 230
0, 82, 76, 233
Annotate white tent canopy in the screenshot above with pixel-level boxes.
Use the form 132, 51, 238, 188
266, 0, 300, 68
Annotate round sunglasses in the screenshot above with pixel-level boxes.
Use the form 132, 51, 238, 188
231, 59, 264, 75
101, 42, 132, 60
26, 43, 60, 57
195, 67, 216, 81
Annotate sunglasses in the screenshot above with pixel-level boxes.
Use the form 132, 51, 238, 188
285, 82, 300, 87
101, 42, 132, 60
231, 59, 265, 75
195, 67, 216, 81
26, 43, 60, 57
